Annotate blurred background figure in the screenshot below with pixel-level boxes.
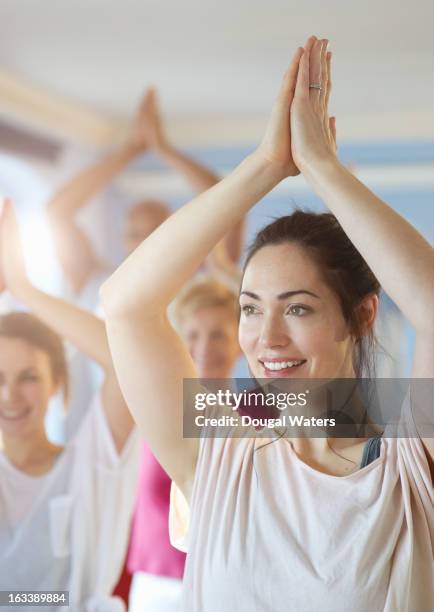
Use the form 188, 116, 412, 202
43, 88, 244, 442
46, 88, 243, 308
127, 278, 240, 612
172, 278, 241, 379
0, 201, 139, 612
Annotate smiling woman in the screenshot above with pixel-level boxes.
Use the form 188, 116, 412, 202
171, 277, 240, 379
0, 202, 139, 611
239, 210, 380, 380
0, 314, 67, 454
100, 36, 434, 611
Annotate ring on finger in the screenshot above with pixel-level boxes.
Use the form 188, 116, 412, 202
309, 83, 322, 90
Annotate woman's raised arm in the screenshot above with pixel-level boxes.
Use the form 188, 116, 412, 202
100, 45, 306, 496
290, 40, 434, 348
0, 200, 134, 453
290, 39, 434, 456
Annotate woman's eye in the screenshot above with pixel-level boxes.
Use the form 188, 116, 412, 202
241, 304, 257, 316
20, 375, 40, 383
287, 304, 310, 316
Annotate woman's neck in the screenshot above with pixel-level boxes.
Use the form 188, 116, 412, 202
2, 429, 63, 476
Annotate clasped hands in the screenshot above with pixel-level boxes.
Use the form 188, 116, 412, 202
126, 87, 169, 154
257, 35, 337, 180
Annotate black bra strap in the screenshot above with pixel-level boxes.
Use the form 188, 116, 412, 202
360, 436, 382, 468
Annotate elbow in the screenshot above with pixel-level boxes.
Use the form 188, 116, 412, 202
99, 276, 145, 321
46, 197, 74, 225
46, 205, 68, 232
100, 261, 170, 321
99, 278, 125, 319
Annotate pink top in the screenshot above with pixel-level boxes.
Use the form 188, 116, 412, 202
170, 398, 434, 611
127, 444, 186, 579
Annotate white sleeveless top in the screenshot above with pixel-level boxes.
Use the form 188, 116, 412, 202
170, 399, 434, 611
0, 393, 140, 612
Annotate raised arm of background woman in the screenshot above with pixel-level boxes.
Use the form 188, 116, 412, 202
0, 200, 134, 452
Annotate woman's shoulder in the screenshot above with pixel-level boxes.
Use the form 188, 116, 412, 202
66, 391, 140, 472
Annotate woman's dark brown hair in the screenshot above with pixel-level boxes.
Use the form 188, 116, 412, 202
0, 312, 69, 400
243, 209, 381, 377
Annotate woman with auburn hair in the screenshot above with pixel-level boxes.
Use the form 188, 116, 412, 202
101, 36, 434, 611
0, 201, 138, 612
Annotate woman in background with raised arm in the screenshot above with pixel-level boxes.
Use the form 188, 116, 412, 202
0, 200, 139, 612
47, 88, 243, 303
101, 36, 434, 611
127, 278, 241, 612
47, 87, 244, 438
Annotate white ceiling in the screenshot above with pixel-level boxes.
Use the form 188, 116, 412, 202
1, 0, 434, 143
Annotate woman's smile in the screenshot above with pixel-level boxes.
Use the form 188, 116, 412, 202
0, 405, 31, 421
259, 357, 308, 377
